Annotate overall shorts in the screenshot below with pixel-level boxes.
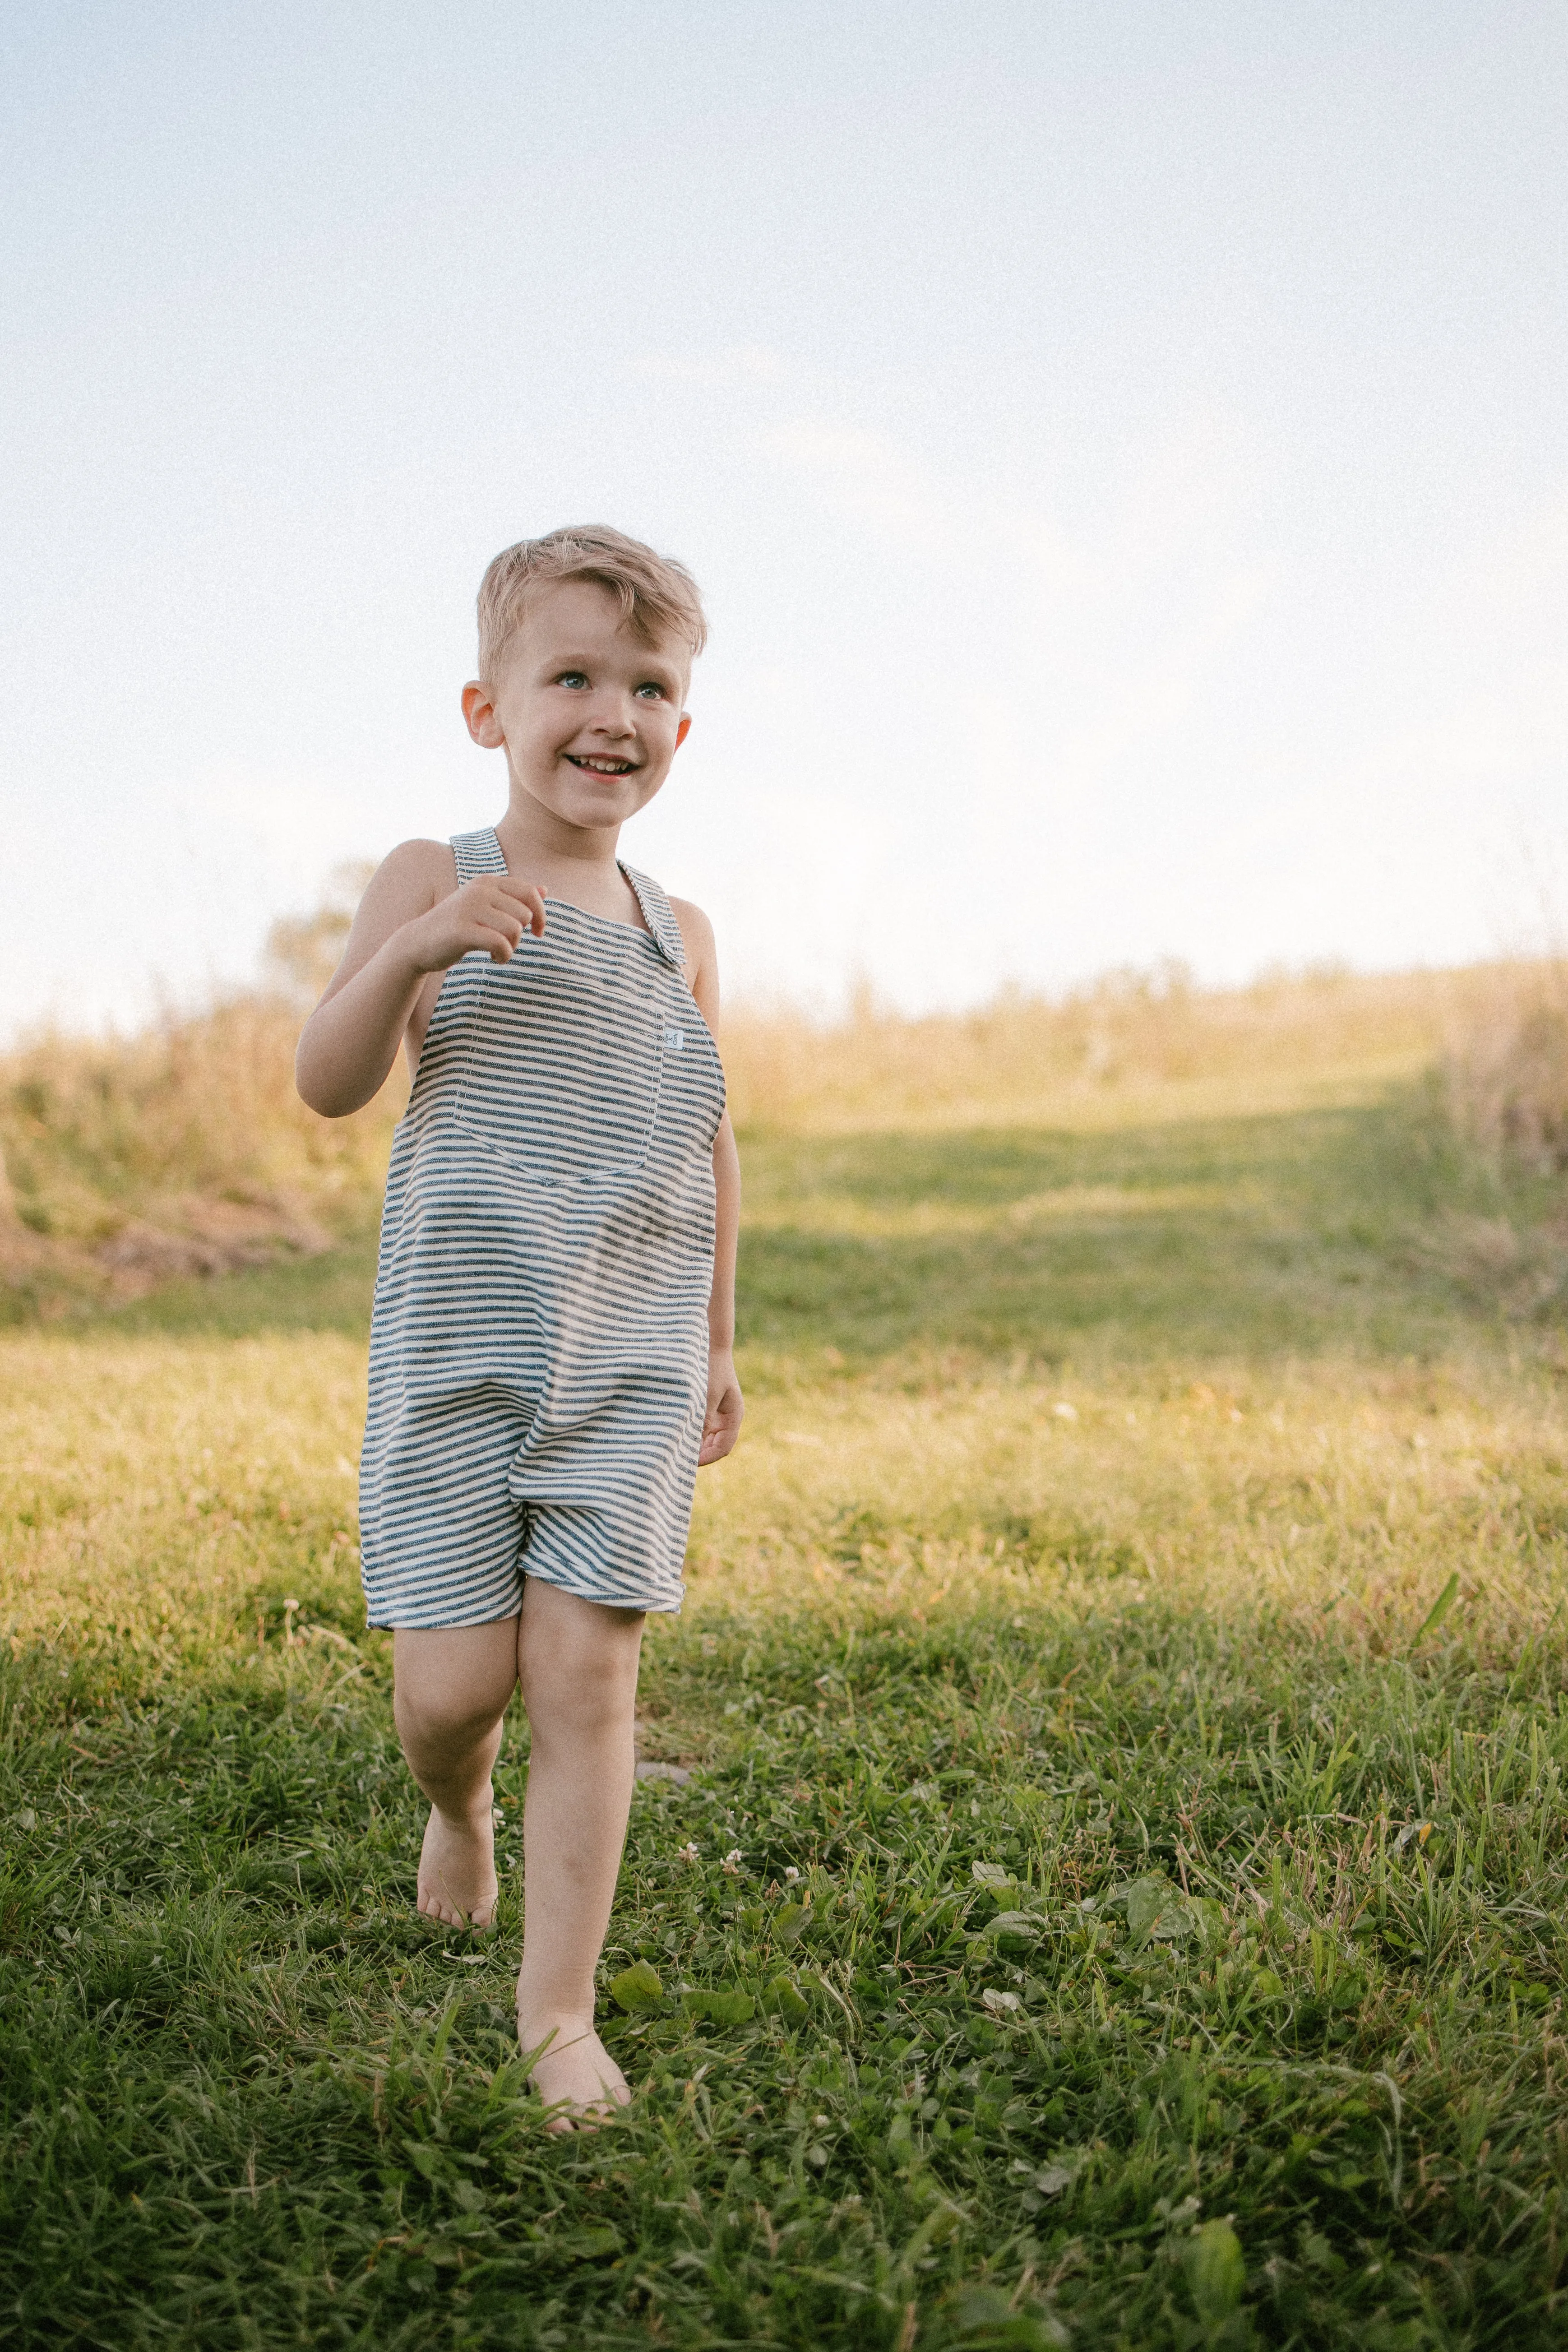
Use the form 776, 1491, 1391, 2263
357, 827, 726, 1626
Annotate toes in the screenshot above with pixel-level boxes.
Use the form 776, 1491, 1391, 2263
417, 1889, 466, 1927
416, 1810, 497, 1930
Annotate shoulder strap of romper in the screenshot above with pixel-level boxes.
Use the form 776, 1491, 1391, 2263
618, 862, 686, 972
449, 833, 685, 972
450, 826, 509, 883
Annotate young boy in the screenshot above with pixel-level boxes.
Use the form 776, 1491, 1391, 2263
295, 526, 742, 2126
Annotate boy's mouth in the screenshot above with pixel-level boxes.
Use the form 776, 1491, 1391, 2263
565, 755, 638, 776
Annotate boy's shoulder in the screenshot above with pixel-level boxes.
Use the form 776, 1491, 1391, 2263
367, 838, 459, 909
382, 836, 459, 880
663, 892, 716, 977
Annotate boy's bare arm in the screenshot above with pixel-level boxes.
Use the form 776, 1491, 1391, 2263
295, 841, 546, 1118
671, 895, 744, 1468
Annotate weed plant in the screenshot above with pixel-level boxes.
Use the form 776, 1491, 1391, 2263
3, 1077, 1568, 2346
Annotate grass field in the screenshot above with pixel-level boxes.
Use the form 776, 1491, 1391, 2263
4, 1056, 1568, 2347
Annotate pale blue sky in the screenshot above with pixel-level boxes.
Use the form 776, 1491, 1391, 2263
3, 1, 1565, 1030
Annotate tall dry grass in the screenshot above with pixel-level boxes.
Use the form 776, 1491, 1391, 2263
1440, 958, 1568, 1174
3, 943, 1565, 1315
0, 997, 404, 1309
721, 958, 1549, 1134
0, 866, 394, 1306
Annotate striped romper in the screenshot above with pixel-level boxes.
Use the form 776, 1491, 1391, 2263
358, 826, 726, 1627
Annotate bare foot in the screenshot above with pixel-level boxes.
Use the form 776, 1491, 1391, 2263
416, 1801, 498, 1930
520, 2017, 630, 2133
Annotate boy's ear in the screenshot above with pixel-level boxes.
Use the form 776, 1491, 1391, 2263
463, 680, 505, 749
675, 712, 692, 750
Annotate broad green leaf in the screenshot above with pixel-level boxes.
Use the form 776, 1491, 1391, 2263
682, 1986, 756, 2026
567, 2225, 622, 2259
971, 1861, 1013, 1885
1150, 1900, 1199, 1942
1188, 1895, 1228, 1947
774, 1900, 809, 1944
609, 1960, 664, 2014
1124, 1875, 1173, 1947
939, 2287, 1070, 2348
763, 1973, 809, 2020
985, 1909, 1042, 1940
1185, 2219, 1246, 2321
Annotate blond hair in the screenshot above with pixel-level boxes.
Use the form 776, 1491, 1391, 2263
476, 525, 708, 678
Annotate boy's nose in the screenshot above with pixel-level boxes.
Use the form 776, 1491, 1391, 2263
590, 701, 636, 737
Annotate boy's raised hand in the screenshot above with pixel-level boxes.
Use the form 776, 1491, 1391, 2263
296, 850, 550, 1118
406, 873, 548, 972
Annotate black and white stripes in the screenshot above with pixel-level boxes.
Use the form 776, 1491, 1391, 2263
358, 828, 726, 1625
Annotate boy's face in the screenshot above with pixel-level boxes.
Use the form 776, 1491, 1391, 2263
462, 580, 692, 838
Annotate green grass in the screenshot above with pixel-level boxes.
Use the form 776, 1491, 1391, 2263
736, 1098, 1482, 1365
102, 1224, 384, 1339
4, 1084, 1568, 2348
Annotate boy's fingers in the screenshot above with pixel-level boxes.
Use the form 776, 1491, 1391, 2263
472, 902, 529, 959
697, 1389, 743, 1463
497, 878, 548, 935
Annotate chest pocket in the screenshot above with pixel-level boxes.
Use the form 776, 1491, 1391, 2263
454, 926, 665, 1188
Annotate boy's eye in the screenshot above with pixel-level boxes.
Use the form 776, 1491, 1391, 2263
635, 682, 666, 701
555, 670, 589, 689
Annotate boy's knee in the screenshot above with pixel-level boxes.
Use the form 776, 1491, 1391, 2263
528, 1663, 634, 1743
392, 1620, 519, 1750
519, 1586, 643, 1734
395, 1682, 505, 1751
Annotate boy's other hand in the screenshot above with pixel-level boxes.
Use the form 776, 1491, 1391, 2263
406, 874, 547, 972
698, 1349, 743, 1468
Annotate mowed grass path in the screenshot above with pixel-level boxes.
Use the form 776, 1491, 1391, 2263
4, 1090, 1568, 2349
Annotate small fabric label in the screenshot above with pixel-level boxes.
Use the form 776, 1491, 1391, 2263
663, 1027, 685, 1051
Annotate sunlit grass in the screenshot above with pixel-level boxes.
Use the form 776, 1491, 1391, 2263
4, 1079, 1568, 2346
7, 1330, 1561, 1673
0, 1334, 365, 1660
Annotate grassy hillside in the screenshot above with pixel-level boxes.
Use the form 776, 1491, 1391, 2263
4, 982, 1568, 2345
3, 944, 1567, 2346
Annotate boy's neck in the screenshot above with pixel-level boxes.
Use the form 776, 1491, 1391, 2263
493, 791, 645, 928
495, 796, 623, 880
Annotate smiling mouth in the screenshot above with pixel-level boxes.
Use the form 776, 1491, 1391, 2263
565, 755, 639, 776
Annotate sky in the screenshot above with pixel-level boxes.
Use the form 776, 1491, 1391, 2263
3, 0, 1566, 1033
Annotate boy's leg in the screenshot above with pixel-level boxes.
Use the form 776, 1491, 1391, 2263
393, 1620, 520, 1931
514, 1578, 645, 2121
